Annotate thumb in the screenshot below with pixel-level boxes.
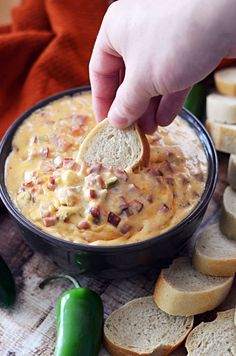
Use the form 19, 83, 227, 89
107, 75, 151, 129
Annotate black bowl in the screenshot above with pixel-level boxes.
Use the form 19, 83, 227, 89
0, 87, 218, 278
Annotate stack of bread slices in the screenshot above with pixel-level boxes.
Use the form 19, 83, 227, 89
104, 161, 236, 355
206, 67, 236, 154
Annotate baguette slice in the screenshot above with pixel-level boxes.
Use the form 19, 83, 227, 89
185, 309, 236, 356
77, 118, 150, 170
192, 223, 236, 277
220, 186, 236, 240
206, 92, 236, 124
205, 119, 236, 154
104, 296, 194, 356
228, 154, 236, 190
214, 67, 236, 96
154, 257, 233, 316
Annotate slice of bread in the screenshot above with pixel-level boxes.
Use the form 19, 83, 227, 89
205, 119, 236, 154
228, 154, 236, 190
206, 93, 236, 124
77, 118, 150, 170
220, 186, 236, 240
154, 257, 234, 316
192, 223, 236, 277
104, 296, 194, 356
185, 309, 236, 355
214, 67, 236, 96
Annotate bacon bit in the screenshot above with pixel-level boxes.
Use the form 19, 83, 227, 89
77, 221, 90, 230
89, 163, 102, 174
108, 212, 121, 227
36, 178, 44, 184
89, 189, 97, 199
47, 182, 57, 191
128, 200, 143, 214
23, 181, 34, 188
194, 172, 204, 182
119, 223, 132, 234
165, 177, 175, 186
49, 176, 55, 185
160, 204, 170, 212
114, 169, 128, 181
43, 216, 57, 227
90, 206, 101, 220
146, 194, 153, 203
41, 147, 50, 158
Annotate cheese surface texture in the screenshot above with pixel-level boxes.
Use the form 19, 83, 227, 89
5, 92, 207, 245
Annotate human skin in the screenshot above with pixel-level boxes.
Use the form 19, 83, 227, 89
89, 0, 236, 133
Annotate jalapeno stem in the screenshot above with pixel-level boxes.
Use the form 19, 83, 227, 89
39, 274, 80, 289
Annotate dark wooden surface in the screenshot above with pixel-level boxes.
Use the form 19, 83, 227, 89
0, 153, 235, 356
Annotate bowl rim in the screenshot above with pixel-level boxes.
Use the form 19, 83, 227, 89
0, 86, 218, 252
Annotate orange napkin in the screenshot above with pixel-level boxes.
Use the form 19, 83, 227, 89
0, 0, 108, 139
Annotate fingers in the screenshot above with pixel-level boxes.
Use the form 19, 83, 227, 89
107, 72, 151, 129
156, 88, 191, 126
89, 29, 124, 122
138, 96, 162, 134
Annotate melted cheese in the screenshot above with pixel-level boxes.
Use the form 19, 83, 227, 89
5, 92, 207, 245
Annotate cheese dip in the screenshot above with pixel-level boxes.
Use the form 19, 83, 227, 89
5, 92, 207, 246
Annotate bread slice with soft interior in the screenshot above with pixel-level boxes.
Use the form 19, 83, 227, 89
154, 257, 234, 316
214, 67, 236, 96
205, 119, 236, 154
104, 296, 194, 356
206, 92, 236, 124
185, 309, 236, 355
192, 223, 236, 277
77, 118, 150, 170
220, 186, 236, 240
228, 154, 236, 190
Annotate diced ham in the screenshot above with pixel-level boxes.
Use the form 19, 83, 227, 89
107, 212, 121, 227
114, 169, 128, 181
71, 127, 84, 136
119, 223, 132, 234
43, 216, 57, 227
128, 200, 143, 214
36, 178, 44, 184
72, 114, 87, 126
90, 207, 101, 219
23, 181, 34, 188
89, 163, 102, 174
77, 221, 90, 230
41, 147, 50, 158
49, 176, 56, 185
89, 189, 97, 199
165, 177, 175, 186
146, 194, 153, 203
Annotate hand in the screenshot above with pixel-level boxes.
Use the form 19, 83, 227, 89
89, 0, 236, 133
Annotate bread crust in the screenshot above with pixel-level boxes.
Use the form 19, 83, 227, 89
228, 154, 236, 190
205, 119, 236, 154
154, 259, 234, 316
220, 186, 236, 240
78, 118, 150, 170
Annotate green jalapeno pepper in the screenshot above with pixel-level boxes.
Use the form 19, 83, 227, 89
0, 255, 16, 308
39, 274, 103, 356
184, 82, 206, 121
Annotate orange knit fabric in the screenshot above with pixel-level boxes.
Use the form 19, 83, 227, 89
0, 0, 108, 138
